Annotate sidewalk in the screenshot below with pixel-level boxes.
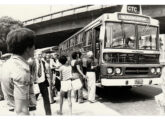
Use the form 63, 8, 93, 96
0, 91, 120, 116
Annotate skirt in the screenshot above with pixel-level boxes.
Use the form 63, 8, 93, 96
61, 80, 72, 92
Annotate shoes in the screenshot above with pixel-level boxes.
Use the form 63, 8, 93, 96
29, 106, 36, 111
9, 108, 14, 112
79, 99, 84, 103
57, 110, 63, 115
75, 98, 78, 102
88, 100, 96, 103
0, 95, 4, 101
50, 100, 56, 104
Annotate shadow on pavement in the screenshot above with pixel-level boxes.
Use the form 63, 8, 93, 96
96, 86, 162, 103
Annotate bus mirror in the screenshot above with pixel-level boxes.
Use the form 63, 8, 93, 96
96, 43, 100, 50
99, 26, 105, 41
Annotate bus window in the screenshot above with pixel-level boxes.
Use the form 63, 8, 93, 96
83, 32, 86, 46
75, 36, 78, 45
78, 34, 82, 44
105, 23, 122, 48
67, 40, 70, 48
138, 25, 157, 50
123, 24, 136, 49
85, 30, 92, 46
105, 22, 136, 49
70, 38, 75, 47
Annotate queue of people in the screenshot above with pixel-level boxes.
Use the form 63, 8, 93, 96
0, 28, 99, 115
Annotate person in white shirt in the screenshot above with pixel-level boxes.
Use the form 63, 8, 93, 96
50, 53, 61, 93
1, 28, 35, 115
43, 54, 55, 104
35, 51, 52, 115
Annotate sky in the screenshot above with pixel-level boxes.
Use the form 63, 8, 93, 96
0, 5, 79, 21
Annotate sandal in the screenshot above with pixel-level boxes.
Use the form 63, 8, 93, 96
57, 110, 63, 115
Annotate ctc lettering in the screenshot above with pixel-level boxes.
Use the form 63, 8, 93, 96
127, 5, 140, 14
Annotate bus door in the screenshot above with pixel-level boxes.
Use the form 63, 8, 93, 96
93, 27, 101, 81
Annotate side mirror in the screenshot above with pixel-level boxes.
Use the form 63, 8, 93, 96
96, 43, 100, 50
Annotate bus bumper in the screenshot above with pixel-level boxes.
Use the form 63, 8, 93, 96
101, 78, 162, 86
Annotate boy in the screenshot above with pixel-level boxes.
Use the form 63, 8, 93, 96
1, 28, 35, 115
58, 55, 72, 115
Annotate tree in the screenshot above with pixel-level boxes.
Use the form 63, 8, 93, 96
0, 16, 23, 54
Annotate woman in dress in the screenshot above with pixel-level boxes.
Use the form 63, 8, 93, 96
71, 51, 87, 103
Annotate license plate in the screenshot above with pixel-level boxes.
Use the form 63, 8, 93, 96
135, 79, 143, 85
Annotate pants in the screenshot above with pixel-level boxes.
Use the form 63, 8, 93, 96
47, 77, 54, 103
86, 72, 96, 101
75, 87, 83, 102
48, 86, 54, 103
38, 81, 52, 115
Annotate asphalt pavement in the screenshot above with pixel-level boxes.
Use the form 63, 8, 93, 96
0, 90, 120, 116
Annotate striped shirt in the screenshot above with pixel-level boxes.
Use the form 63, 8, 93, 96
59, 65, 72, 81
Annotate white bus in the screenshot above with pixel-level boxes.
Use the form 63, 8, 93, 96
59, 5, 162, 87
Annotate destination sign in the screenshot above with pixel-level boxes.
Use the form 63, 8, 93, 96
118, 14, 150, 23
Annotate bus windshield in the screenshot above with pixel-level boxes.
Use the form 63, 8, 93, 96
138, 25, 157, 50
104, 22, 158, 50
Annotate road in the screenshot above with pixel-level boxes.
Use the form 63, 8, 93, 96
0, 85, 162, 116
96, 85, 162, 115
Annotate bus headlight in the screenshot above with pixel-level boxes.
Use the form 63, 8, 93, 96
107, 67, 113, 74
156, 67, 161, 73
151, 68, 156, 74
115, 68, 121, 74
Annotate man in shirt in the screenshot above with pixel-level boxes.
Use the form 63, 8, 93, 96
1, 28, 35, 115
50, 53, 61, 93
35, 51, 52, 115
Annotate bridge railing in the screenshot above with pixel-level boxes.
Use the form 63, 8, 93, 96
23, 5, 113, 26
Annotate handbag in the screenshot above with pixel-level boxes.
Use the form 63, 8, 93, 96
71, 78, 82, 91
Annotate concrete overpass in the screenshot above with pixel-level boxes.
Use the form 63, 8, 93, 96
24, 5, 165, 48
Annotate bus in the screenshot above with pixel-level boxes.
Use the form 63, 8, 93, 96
59, 5, 162, 87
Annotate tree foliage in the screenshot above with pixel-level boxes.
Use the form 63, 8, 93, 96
0, 16, 23, 54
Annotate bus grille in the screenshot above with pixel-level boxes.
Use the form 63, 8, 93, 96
103, 53, 159, 64
125, 67, 149, 75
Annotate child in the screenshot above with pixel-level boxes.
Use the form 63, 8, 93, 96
57, 55, 72, 115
